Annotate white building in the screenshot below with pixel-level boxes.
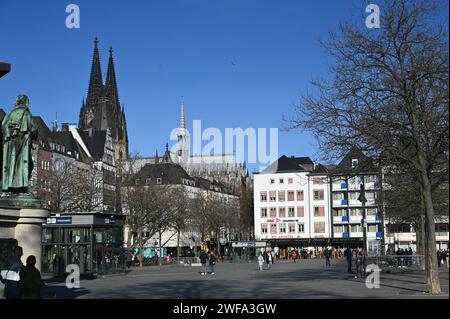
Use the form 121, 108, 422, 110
253, 155, 332, 258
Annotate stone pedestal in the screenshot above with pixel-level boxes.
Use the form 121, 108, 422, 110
14, 208, 49, 271
0, 194, 49, 272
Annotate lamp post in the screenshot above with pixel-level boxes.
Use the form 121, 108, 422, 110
358, 183, 368, 254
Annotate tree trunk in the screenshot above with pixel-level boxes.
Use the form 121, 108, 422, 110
177, 229, 181, 263
139, 244, 143, 268
420, 169, 441, 294
159, 230, 163, 266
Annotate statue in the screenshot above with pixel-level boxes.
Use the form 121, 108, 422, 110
1, 95, 37, 192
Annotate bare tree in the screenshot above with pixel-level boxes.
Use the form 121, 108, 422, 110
287, 0, 448, 293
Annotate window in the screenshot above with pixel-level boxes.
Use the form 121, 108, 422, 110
349, 208, 362, 216
156, 178, 162, 185
279, 223, 286, 233
366, 192, 377, 201
314, 190, 324, 200
145, 178, 151, 185
279, 207, 286, 218
288, 178, 293, 184
364, 175, 378, 184
366, 208, 377, 216
288, 207, 295, 217
270, 223, 277, 234
297, 190, 304, 201
333, 225, 343, 234
333, 192, 344, 201
270, 179, 275, 185
333, 208, 347, 217
368, 224, 378, 232
269, 191, 276, 202
314, 222, 325, 233
260, 191, 267, 202
297, 206, 304, 217
298, 223, 305, 233
261, 224, 268, 234
135, 179, 140, 185
351, 159, 358, 168
260, 208, 268, 218
288, 223, 295, 233
287, 191, 295, 201
314, 206, 325, 217
269, 207, 277, 218
313, 177, 324, 184
279, 178, 284, 184
349, 192, 359, 200
278, 191, 285, 202
351, 225, 362, 233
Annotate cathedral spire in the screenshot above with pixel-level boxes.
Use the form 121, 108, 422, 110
86, 36, 103, 112
180, 96, 185, 129
105, 46, 120, 113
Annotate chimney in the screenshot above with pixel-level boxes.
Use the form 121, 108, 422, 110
61, 123, 69, 132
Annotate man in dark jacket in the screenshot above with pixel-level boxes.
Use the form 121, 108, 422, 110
199, 250, 208, 275
345, 248, 353, 273
19, 255, 55, 299
1, 246, 23, 299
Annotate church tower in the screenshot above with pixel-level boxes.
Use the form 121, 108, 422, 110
176, 96, 189, 161
79, 37, 129, 163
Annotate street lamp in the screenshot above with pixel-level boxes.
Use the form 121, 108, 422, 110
358, 183, 368, 254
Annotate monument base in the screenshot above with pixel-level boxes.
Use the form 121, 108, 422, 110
0, 192, 44, 209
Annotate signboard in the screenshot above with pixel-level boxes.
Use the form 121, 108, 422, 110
105, 218, 116, 224
46, 217, 72, 225
367, 239, 381, 257
232, 241, 267, 248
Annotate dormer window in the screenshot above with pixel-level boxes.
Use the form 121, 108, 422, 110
157, 178, 162, 185
135, 178, 140, 185
351, 159, 358, 168
145, 178, 151, 185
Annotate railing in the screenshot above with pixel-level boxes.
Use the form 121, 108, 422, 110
365, 255, 425, 272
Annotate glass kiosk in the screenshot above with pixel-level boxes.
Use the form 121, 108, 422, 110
41, 213, 126, 276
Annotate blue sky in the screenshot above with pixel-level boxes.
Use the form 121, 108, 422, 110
1, 1, 447, 173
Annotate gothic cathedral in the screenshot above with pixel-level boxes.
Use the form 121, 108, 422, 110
78, 37, 129, 164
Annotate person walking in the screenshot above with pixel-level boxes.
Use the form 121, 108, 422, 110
199, 250, 208, 275
291, 250, 297, 263
266, 251, 273, 270
209, 251, 216, 275
19, 255, 55, 299
257, 252, 264, 271
1, 246, 23, 299
324, 247, 331, 267
345, 247, 353, 273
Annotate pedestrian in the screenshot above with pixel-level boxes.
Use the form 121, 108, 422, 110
209, 251, 216, 275
0, 246, 23, 299
324, 247, 331, 267
355, 251, 366, 279
199, 250, 208, 275
445, 249, 449, 268
345, 247, 353, 273
291, 250, 297, 263
266, 251, 273, 270
257, 252, 264, 271
19, 255, 55, 299
437, 250, 442, 268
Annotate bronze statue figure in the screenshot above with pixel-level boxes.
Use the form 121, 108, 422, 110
1, 95, 37, 192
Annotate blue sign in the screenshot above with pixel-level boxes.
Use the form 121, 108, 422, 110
342, 232, 349, 238
342, 215, 349, 222
47, 217, 72, 225
56, 217, 72, 224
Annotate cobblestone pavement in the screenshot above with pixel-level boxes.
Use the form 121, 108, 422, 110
45, 259, 449, 299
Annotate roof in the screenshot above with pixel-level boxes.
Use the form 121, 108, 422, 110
333, 148, 378, 174
261, 155, 313, 173
130, 163, 193, 186
77, 129, 107, 161
0, 62, 10, 78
